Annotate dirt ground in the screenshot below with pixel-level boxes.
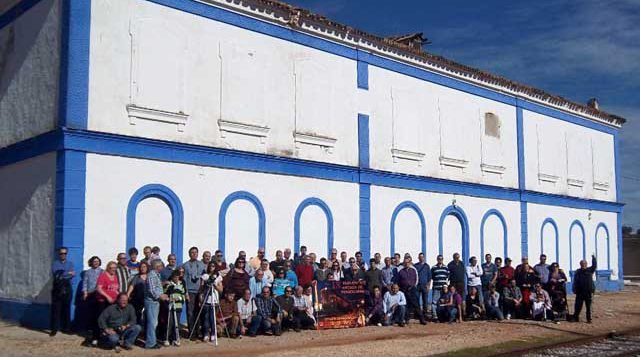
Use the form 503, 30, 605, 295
2, 287, 640, 357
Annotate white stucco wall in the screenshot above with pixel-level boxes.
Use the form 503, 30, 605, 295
527, 203, 618, 280
364, 65, 519, 189
83, 153, 359, 264
0, 153, 56, 303
523, 110, 617, 202
87, 0, 358, 167
0, 0, 59, 148
369, 185, 521, 266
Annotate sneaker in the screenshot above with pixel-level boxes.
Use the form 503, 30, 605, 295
113, 345, 121, 353
145, 344, 161, 349
376, 323, 382, 327
399, 322, 406, 327
173, 341, 181, 346
91, 339, 98, 347
163, 340, 170, 347
506, 314, 511, 320
203, 336, 210, 342
49, 331, 57, 337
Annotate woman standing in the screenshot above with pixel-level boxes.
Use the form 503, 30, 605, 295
329, 261, 343, 281
222, 259, 251, 298
127, 261, 150, 326
82, 256, 103, 347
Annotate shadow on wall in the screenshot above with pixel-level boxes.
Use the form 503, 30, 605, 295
0, 278, 52, 329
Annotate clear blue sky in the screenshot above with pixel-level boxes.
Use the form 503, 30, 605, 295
287, 0, 640, 228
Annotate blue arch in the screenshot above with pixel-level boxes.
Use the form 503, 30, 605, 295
595, 222, 611, 270
218, 191, 266, 257
480, 209, 508, 260
294, 197, 334, 258
438, 205, 470, 264
569, 219, 586, 271
390, 201, 427, 258
126, 184, 184, 263
540, 218, 559, 263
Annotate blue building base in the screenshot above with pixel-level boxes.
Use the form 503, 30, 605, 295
0, 298, 50, 330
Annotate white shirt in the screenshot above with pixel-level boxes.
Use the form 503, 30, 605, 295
237, 298, 257, 320
383, 291, 406, 314
466, 265, 483, 286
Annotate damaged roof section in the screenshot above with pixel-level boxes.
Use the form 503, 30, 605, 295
213, 0, 626, 126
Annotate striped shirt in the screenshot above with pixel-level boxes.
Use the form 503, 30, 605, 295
145, 270, 163, 300
116, 265, 131, 293
431, 264, 450, 290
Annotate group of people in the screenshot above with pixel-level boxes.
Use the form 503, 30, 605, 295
50, 245, 598, 352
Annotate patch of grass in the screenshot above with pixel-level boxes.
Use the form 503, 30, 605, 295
431, 335, 573, 357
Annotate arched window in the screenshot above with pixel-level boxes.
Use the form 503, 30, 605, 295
595, 223, 610, 270
219, 191, 266, 262
480, 209, 508, 259
569, 220, 586, 271
438, 205, 470, 264
126, 184, 184, 263
540, 218, 559, 263
390, 201, 426, 258
294, 198, 334, 258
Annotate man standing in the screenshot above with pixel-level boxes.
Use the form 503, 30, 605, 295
201, 251, 212, 267
373, 253, 383, 269
329, 248, 339, 265
414, 253, 431, 316
466, 256, 484, 302
98, 293, 141, 352
126, 247, 140, 276
481, 254, 497, 303
383, 284, 407, 327
498, 258, 515, 292
115, 252, 131, 294
572, 255, 597, 323
534, 254, 550, 288
269, 250, 285, 273
293, 246, 307, 269
447, 253, 466, 297
430, 255, 449, 321
396, 256, 426, 324
182, 247, 206, 338
355, 251, 369, 270
295, 255, 315, 288
144, 260, 169, 349
364, 258, 383, 294
161, 254, 178, 282
249, 248, 266, 271
340, 251, 350, 270
50, 247, 75, 336
381, 257, 397, 293
283, 248, 294, 266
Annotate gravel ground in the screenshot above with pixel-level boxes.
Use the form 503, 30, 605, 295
1, 287, 640, 357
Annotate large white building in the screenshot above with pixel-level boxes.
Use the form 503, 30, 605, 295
0, 0, 626, 327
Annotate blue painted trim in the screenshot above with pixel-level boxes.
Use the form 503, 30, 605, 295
361, 169, 521, 202
540, 218, 560, 263
516, 106, 526, 191
0, 298, 50, 329
595, 223, 611, 271
520, 201, 528, 259
358, 114, 370, 168
614, 132, 621, 203
438, 205, 470, 264
126, 184, 185, 264
145, 0, 619, 135
0, 0, 43, 30
569, 219, 586, 271
359, 184, 371, 261
1, 129, 625, 215
522, 191, 623, 213
390, 201, 427, 258
58, 0, 91, 129
357, 61, 369, 90
617, 212, 623, 281
480, 209, 508, 259
218, 191, 266, 256
54, 150, 86, 319
0, 130, 62, 166
294, 197, 334, 258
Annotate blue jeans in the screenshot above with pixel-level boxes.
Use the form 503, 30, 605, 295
384, 305, 406, 326
487, 305, 504, 320
144, 298, 160, 348
249, 315, 281, 335
417, 285, 430, 311
431, 289, 442, 319
202, 304, 216, 338
436, 306, 458, 322
101, 324, 142, 348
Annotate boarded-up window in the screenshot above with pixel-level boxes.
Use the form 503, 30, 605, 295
391, 87, 426, 161
438, 97, 476, 167
592, 134, 614, 191
536, 123, 563, 182
566, 131, 589, 187
220, 43, 266, 126
484, 113, 501, 138
130, 18, 187, 114
294, 59, 333, 137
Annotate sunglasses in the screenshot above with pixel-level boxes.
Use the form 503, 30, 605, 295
59, 252, 68, 255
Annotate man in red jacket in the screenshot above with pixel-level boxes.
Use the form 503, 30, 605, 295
295, 255, 315, 288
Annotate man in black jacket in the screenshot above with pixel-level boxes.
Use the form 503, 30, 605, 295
572, 255, 597, 323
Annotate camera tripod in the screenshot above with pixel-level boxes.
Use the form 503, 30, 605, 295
187, 281, 229, 346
